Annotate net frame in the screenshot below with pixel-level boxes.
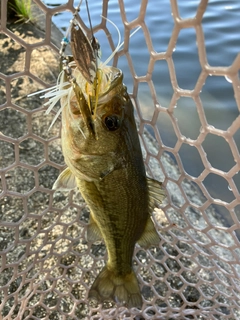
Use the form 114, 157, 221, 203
1, 0, 240, 319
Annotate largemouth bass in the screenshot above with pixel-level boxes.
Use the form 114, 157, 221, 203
52, 18, 165, 308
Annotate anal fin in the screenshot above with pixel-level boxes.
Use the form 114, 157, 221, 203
87, 214, 103, 242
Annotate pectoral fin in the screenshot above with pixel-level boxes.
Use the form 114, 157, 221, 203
52, 167, 77, 190
87, 214, 103, 242
137, 216, 160, 248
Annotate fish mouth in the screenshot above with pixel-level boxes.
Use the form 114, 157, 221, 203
72, 65, 122, 99
95, 67, 123, 104
68, 66, 123, 139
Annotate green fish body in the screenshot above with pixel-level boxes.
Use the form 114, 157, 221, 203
53, 66, 165, 307
52, 20, 165, 307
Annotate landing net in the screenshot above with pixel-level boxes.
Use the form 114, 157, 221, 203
1, 0, 240, 319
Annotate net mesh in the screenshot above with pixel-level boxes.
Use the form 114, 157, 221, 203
1, 0, 240, 319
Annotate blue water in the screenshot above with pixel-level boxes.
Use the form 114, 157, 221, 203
43, 0, 240, 211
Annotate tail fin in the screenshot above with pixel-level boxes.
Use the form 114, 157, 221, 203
88, 266, 142, 308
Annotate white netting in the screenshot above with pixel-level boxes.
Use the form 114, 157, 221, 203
1, 0, 240, 319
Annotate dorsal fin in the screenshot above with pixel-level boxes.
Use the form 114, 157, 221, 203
147, 177, 165, 211
137, 215, 160, 248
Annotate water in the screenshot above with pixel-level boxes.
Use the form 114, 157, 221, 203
43, 0, 240, 209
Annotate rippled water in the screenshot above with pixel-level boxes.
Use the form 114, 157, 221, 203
43, 0, 240, 207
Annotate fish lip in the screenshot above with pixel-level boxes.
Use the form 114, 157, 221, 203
65, 66, 123, 140
94, 68, 123, 105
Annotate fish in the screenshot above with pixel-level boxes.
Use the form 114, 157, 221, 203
51, 18, 165, 308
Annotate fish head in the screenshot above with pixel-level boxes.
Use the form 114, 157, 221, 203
61, 65, 137, 180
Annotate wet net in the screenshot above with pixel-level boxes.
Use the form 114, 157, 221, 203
1, 0, 240, 319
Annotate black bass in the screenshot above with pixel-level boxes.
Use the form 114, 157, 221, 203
51, 18, 165, 308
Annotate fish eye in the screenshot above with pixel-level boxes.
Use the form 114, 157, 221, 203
104, 115, 120, 131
